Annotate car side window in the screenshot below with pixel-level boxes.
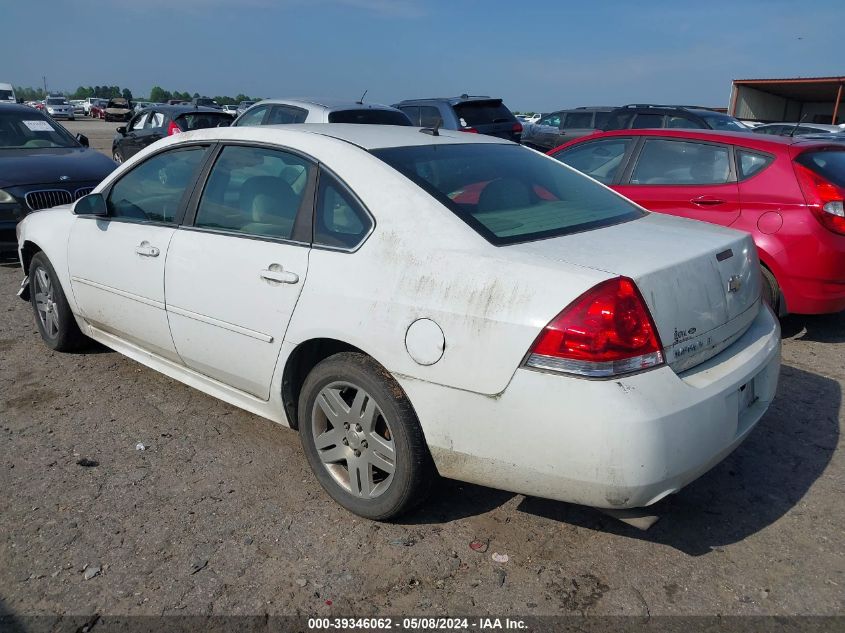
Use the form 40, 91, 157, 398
419, 106, 443, 128
631, 139, 731, 185
266, 105, 308, 124
107, 147, 207, 223
552, 138, 632, 184
631, 114, 664, 129
313, 171, 373, 250
540, 113, 562, 128
398, 106, 420, 126
234, 105, 269, 127
130, 113, 148, 131
667, 116, 706, 129
194, 145, 313, 240
737, 150, 773, 180
563, 112, 593, 129
147, 112, 165, 129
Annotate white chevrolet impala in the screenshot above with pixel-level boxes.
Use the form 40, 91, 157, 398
15, 124, 781, 519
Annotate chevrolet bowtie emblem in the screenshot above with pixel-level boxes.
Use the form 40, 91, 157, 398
728, 275, 742, 293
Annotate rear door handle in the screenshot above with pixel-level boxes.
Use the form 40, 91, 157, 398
691, 196, 726, 206
135, 242, 160, 257
260, 267, 299, 284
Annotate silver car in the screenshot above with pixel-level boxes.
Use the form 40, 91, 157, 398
44, 97, 75, 121
753, 122, 845, 137
232, 98, 411, 127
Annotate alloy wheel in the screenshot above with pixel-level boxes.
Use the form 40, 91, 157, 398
34, 267, 59, 339
310, 381, 396, 499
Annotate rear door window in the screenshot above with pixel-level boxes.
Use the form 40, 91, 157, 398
551, 138, 633, 184
667, 116, 706, 129
419, 106, 443, 128
563, 112, 594, 129
176, 112, 231, 131
194, 146, 312, 239
398, 106, 420, 126
453, 100, 515, 126
631, 139, 731, 185
234, 105, 269, 127
631, 114, 664, 129
327, 109, 411, 125
266, 105, 308, 124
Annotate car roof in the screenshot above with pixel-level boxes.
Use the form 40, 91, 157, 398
397, 95, 502, 106
551, 127, 844, 153
0, 103, 48, 114
253, 98, 401, 112
141, 104, 228, 114
180, 123, 512, 150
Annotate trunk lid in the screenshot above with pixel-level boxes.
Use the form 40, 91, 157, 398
509, 212, 761, 373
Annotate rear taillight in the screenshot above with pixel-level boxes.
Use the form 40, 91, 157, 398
459, 127, 478, 133
167, 121, 182, 136
512, 122, 523, 134
794, 161, 845, 235
525, 277, 664, 378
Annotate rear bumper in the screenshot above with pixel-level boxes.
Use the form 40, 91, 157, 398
399, 305, 781, 509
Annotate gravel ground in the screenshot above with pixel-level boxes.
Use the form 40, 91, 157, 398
0, 253, 844, 620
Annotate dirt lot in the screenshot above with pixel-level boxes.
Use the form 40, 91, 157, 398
61, 117, 120, 157
0, 255, 844, 620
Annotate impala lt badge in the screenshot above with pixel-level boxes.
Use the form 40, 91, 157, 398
728, 275, 742, 293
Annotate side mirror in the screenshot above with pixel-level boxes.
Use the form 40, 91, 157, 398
76, 133, 89, 147
116, 126, 127, 135
73, 193, 108, 217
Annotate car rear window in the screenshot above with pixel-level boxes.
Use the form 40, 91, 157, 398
327, 109, 412, 125
371, 143, 644, 245
176, 113, 233, 131
453, 100, 516, 127
796, 149, 845, 188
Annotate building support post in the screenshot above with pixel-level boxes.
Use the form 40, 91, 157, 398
833, 83, 843, 125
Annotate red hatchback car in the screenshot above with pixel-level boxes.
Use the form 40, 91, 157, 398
549, 129, 845, 315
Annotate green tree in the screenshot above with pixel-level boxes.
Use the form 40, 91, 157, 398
122, 88, 133, 101
149, 86, 171, 103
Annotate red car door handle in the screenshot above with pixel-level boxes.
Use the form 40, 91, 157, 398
691, 196, 726, 206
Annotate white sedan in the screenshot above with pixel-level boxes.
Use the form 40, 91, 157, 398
15, 124, 780, 519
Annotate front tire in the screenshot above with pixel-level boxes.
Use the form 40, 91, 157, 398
29, 253, 87, 352
298, 352, 434, 520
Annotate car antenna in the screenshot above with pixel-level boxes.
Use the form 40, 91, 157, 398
420, 119, 441, 136
356, 89, 368, 105
788, 113, 808, 137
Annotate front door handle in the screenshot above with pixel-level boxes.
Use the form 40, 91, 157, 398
691, 196, 726, 206
135, 242, 160, 257
260, 267, 299, 284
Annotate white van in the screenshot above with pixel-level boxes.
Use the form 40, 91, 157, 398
0, 83, 16, 104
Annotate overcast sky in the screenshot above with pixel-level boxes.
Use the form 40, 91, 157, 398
3, 0, 839, 111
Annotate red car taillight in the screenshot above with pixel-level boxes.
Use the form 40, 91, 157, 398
794, 161, 845, 235
167, 121, 182, 136
512, 122, 523, 134
459, 127, 479, 133
525, 277, 664, 378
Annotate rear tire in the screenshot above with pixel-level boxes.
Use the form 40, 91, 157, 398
761, 266, 781, 315
29, 252, 87, 352
298, 352, 434, 520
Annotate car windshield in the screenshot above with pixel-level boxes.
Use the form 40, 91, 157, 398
0, 110, 79, 149
699, 113, 747, 131
46, 98, 67, 105
175, 112, 232, 131
328, 109, 412, 125
453, 100, 515, 126
371, 143, 644, 245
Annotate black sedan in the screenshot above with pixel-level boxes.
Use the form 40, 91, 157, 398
0, 105, 117, 255
111, 105, 233, 163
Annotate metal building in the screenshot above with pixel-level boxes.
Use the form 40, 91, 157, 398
729, 76, 844, 124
